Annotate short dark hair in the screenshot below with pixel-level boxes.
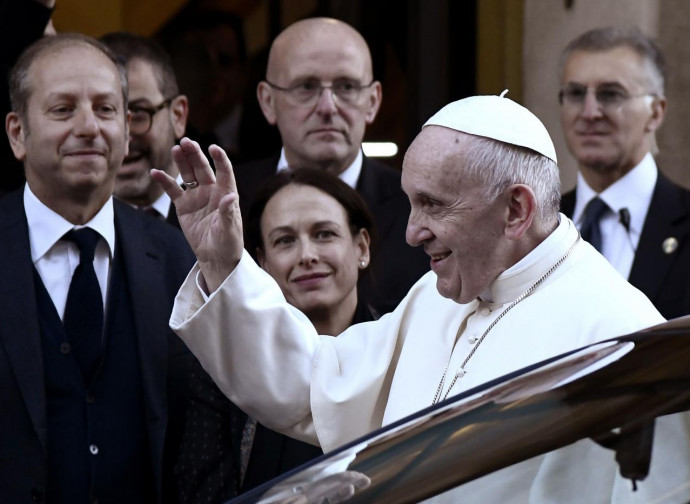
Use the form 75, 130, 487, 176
245, 168, 378, 265
100, 31, 179, 98
9, 33, 128, 122
561, 26, 666, 95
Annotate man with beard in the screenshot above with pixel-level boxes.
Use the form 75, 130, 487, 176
559, 27, 690, 319
101, 32, 189, 224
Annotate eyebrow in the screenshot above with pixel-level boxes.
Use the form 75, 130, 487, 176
416, 192, 443, 204
128, 98, 155, 107
266, 220, 342, 238
44, 91, 120, 101
565, 80, 626, 88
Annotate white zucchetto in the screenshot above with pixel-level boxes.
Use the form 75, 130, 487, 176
423, 90, 557, 163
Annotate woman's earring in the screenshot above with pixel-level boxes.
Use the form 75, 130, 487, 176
359, 260, 366, 268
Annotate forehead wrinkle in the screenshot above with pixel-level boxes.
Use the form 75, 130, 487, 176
266, 18, 373, 82
562, 48, 656, 93
30, 47, 121, 99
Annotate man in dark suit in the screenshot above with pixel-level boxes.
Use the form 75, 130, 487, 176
235, 17, 428, 316
101, 32, 189, 226
0, 33, 195, 503
559, 27, 690, 319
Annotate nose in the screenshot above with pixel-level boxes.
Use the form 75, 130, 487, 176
74, 107, 100, 137
298, 240, 319, 266
580, 89, 604, 119
406, 210, 433, 247
314, 86, 338, 116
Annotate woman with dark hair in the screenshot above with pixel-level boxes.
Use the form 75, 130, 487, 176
176, 168, 378, 503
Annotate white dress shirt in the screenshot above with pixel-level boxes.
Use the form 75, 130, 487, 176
572, 152, 657, 279
148, 173, 182, 218
25, 185, 115, 319
277, 148, 363, 189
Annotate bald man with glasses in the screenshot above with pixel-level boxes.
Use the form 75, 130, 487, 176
559, 26, 690, 319
234, 17, 428, 316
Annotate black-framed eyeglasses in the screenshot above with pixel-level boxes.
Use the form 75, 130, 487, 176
558, 84, 654, 111
264, 79, 376, 106
128, 97, 175, 135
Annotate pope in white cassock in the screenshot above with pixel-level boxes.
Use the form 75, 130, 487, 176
152, 94, 690, 502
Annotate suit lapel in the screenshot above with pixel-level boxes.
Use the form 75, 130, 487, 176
629, 175, 690, 301
0, 192, 47, 449
113, 203, 168, 437
356, 157, 397, 236
560, 190, 576, 217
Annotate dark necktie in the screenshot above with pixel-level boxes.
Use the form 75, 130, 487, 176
142, 206, 163, 219
63, 228, 104, 381
580, 197, 609, 252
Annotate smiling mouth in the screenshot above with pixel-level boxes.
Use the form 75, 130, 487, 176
66, 150, 104, 157
429, 251, 451, 268
293, 272, 330, 282
123, 152, 145, 164
576, 129, 610, 136
311, 128, 342, 135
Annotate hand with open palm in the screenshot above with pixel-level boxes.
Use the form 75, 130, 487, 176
151, 138, 243, 293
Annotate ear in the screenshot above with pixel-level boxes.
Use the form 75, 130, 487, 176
6, 112, 27, 161
363, 81, 382, 124
645, 95, 666, 133
170, 94, 189, 139
503, 184, 537, 241
257, 81, 277, 125
354, 228, 371, 268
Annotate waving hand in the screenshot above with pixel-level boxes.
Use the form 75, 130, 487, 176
151, 138, 243, 293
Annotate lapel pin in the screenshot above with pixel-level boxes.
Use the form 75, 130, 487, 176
662, 237, 678, 254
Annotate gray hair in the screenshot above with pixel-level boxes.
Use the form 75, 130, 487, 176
560, 26, 666, 96
463, 136, 561, 229
9, 33, 129, 123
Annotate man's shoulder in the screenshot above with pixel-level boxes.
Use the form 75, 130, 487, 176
559, 189, 576, 217
361, 157, 402, 183
652, 172, 690, 209
358, 157, 407, 207
114, 200, 195, 263
234, 154, 280, 193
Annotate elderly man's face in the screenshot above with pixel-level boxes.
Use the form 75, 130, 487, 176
258, 28, 381, 173
118, 58, 186, 206
402, 128, 508, 304
8, 45, 128, 205
560, 46, 664, 177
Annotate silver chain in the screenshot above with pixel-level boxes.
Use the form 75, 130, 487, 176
431, 234, 581, 405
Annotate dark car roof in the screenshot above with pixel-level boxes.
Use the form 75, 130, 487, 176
229, 317, 690, 504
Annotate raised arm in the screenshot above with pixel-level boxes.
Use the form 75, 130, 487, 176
151, 138, 242, 292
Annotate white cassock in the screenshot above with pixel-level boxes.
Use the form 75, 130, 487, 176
171, 216, 690, 502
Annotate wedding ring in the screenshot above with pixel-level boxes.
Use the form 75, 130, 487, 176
181, 180, 199, 189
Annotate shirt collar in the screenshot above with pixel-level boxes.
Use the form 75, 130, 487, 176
480, 214, 577, 305
277, 148, 363, 189
24, 184, 116, 264
149, 172, 181, 218
572, 152, 657, 235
